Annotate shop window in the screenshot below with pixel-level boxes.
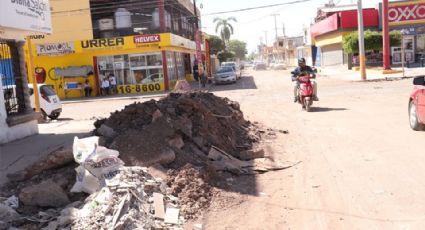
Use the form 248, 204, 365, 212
1, 40, 27, 117
417, 35, 425, 54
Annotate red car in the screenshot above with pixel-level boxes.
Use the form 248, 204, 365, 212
409, 76, 425, 131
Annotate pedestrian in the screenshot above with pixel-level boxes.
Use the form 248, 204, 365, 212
102, 77, 110, 95
109, 73, 117, 94
193, 61, 199, 81
83, 79, 92, 97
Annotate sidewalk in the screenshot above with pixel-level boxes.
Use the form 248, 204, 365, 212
62, 92, 167, 104
318, 66, 425, 81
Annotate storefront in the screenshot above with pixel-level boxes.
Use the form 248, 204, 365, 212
27, 33, 197, 99
387, 0, 425, 64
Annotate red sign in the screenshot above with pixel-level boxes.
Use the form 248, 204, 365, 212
134, 34, 160, 44
389, 3, 425, 23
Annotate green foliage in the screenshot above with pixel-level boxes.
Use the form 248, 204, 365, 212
342, 30, 402, 53
217, 51, 235, 63
208, 35, 225, 55
228, 40, 247, 60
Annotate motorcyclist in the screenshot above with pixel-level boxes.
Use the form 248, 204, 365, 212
292, 58, 319, 103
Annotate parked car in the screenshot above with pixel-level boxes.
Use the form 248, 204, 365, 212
272, 62, 287, 70
141, 73, 163, 84
409, 76, 425, 131
221, 62, 242, 79
29, 84, 62, 120
213, 66, 237, 84
254, 62, 267, 71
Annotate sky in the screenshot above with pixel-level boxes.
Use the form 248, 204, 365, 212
199, 0, 382, 53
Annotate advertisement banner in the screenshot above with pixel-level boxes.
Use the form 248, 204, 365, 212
0, 0, 52, 33
389, 2, 425, 24
37, 42, 75, 56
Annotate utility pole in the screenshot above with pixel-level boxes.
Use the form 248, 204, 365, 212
382, 0, 391, 70
271, 14, 279, 41
357, 0, 367, 80
193, 0, 202, 89
263, 30, 268, 46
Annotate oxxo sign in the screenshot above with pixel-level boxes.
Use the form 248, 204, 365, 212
389, 3, 425, 23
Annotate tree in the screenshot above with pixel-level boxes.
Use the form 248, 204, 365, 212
217, 51, 235, 63
342, 30, 402, 54
214, 17, 237, 48
228, 40, 247, 60
208, 35, 225, 55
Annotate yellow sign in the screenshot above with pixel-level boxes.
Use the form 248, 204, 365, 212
117, 82, 164, 94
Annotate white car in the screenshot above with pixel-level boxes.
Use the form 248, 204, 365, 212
28, 84, 62, 120
221, 62, 242, 79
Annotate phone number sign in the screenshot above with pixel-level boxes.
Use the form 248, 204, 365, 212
118, 83, 163, 94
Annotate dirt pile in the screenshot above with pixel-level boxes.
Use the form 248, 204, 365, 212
94, 92, 262, 168
166, 164, 213, 219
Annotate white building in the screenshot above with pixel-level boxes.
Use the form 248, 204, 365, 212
0, 0, 52, 144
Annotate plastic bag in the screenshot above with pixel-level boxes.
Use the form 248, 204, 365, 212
73, 136, 99, 164
71, 166, 101, 194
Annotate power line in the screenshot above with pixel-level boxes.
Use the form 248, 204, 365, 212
202, 0, 313, 16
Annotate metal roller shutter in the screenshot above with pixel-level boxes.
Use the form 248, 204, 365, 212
321, 44, 343, 66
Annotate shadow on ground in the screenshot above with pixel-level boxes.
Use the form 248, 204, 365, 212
310, 107, 348, 113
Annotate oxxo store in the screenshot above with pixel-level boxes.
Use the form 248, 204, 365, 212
28, 33, 197, 99
387, 0, 425, 64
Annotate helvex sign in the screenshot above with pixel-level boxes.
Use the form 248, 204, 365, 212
134, 35, 160, 44
389, 3, 425, 23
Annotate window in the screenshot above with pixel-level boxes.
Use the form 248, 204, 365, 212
1, 40, 26, 117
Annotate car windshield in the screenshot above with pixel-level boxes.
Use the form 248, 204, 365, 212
40, 85, 57, 96
217, 67, 234, 73
224, 63, 236, 67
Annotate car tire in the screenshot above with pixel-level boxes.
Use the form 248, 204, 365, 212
409, 101, 424, 131
48, 112, 60, 120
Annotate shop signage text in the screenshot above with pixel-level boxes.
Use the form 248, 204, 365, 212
134, 35, 161, 44
0, 0, 52, 33
81, 38, 125, 49
37, 42, 75, 56
389, 3, 425, 23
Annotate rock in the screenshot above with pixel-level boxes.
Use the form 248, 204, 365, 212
194, 223, 203, 230
7, 148, 74, 182
240, 148, 265, 160
152, 109, 163, 122
148, 164, 168, 181
168, 136, 184, 149
57, 215, 74, 226
0, 204, 20, 222
97, 124, 117, 139
19, 180, 70, 208
0, 221, 9, 230
42, 221, 58, 230
192, 137, 205, 148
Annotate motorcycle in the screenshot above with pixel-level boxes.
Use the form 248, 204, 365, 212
292, 71, 314, 112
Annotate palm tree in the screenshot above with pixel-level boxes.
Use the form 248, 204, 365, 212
214, 17, 237, 48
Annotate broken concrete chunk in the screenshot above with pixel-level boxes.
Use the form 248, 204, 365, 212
0, 204, 20, 222
41, 221, 58, 230
153, 193, 165, 220
168, 135, 185, 149
97, 124, 117, 139
240, 148, 265, 160
19, 180, 70, 208
152, 109, 163, 122
164, 208, 180, 224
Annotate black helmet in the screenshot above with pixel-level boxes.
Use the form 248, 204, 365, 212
298, 58, 306, 64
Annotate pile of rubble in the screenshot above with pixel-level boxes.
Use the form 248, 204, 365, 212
0, 92, 290, 229
94, 92, 263, 168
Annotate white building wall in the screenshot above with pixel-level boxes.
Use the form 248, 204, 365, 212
0, 79, 38, 144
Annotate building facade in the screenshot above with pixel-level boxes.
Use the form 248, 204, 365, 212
310, 6, 379, 67
0, 0, 52, 144
27, 0, 202, 99
385, 0, 425, 64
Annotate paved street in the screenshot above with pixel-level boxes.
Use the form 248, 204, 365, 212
2, 69, 425, 229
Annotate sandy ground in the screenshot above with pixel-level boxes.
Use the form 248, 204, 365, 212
198, 69, 425, 230
24, 69, 425, 229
